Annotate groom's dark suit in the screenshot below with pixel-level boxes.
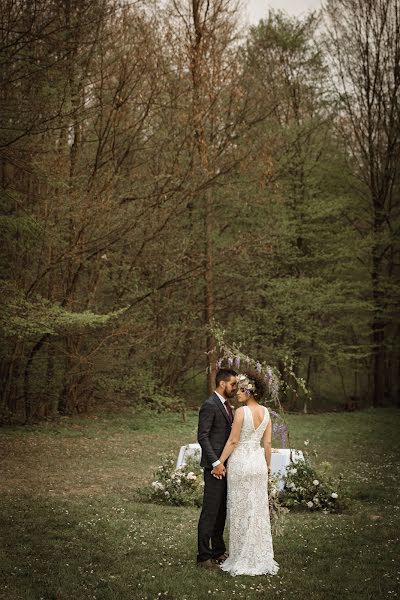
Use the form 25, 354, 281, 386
197, 392, 233, 563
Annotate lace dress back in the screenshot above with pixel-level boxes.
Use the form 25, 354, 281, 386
220, 405, 279, 576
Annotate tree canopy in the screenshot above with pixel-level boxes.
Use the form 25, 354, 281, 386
0, 0, 399, 423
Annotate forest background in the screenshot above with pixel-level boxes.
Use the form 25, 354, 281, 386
1, 0, 399, 424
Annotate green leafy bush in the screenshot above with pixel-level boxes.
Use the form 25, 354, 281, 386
97, 369, 185, 413
280, 453, 347, 513
144, 455, 204, 507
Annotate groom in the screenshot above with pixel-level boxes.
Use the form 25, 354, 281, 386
196, 368, 237, 569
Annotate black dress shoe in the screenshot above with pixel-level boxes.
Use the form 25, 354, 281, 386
213, 553, 228, 564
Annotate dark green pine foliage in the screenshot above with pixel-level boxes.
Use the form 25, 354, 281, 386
221, 12, 373, 410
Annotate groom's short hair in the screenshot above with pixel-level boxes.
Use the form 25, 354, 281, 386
215, 368, 237, 386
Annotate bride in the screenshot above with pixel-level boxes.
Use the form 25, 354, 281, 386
212, 370, 280, 576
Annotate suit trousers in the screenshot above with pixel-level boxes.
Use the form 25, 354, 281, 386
197, 467, 227, 562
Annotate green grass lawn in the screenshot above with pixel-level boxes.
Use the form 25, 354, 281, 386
0, 408, 399, 600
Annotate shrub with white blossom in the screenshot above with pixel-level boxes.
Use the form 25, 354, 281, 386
280, 448, 347, 513
144, 455, 204, 507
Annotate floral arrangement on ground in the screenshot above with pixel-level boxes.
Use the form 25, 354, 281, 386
140, 455, 205, 508
280, 443, 348, 513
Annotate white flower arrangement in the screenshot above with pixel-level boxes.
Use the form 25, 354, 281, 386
145, 456, 204, 507
281, 448, 347, 513
236, 374, 256, 394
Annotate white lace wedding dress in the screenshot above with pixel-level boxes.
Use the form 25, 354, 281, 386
221, 405, 279, 576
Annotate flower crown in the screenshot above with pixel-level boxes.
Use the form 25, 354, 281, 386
237, 374, 256, 395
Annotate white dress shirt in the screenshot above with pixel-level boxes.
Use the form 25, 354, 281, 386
212, 391, 231, 468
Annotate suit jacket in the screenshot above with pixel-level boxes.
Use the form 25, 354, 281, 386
197, 392, 232, 468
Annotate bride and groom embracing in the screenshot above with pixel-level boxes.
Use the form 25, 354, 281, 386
196, 368, 279, 577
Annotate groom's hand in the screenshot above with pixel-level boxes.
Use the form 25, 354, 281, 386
211, 463, 226, 479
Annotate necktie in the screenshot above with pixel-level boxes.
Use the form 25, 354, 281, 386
224, 400, 233, 423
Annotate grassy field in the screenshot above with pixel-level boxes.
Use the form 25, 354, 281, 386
0, 407, 399, 600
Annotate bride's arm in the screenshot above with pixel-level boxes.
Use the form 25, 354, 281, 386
262, 418, 272, 476
218, 407, 244, 465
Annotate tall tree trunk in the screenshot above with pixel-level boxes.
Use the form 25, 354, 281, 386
46, 340, 56, 416
1, 343, 20, 419
371, 229, 385, 407
205, 187, 216, 394
23, 334, 49, 423
190, 0, 217, 394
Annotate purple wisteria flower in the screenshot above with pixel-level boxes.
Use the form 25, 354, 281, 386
276, 423, 288, 447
